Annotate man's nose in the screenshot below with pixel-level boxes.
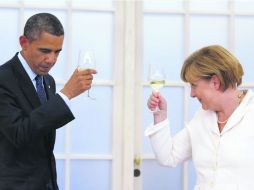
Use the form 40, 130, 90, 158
46, 52, 57, 63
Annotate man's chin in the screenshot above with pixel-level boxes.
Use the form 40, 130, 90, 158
38, 70, 50, 75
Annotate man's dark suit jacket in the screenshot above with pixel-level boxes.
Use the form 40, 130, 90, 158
0, 53, 75, 190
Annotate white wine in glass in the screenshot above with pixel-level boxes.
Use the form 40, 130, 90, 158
78, 50, 96, 100
150, 79, 165, 92
148, 63, 166, 112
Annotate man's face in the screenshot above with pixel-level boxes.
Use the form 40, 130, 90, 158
20, 31, 64, 76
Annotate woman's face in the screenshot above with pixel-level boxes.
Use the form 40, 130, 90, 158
189, 77, 218, 110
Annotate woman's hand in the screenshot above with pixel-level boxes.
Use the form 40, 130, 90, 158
147, 91, 167, 124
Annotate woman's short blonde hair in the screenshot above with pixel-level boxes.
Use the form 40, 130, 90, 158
181, 45, 244, 91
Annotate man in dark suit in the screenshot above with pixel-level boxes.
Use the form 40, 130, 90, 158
0, 13, 97, 190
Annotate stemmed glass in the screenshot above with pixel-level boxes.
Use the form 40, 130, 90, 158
78, 50, 96, 100
148, 63, 166, 112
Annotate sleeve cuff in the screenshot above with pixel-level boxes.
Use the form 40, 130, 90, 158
58, 91, 71, 108
144, 118, 169, 136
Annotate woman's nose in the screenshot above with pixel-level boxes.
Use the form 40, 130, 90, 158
190, 88, 196, 98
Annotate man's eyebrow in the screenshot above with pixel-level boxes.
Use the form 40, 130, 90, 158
38, 48, 62, 53
55, 49, 62, 53
38, 48, 51, 52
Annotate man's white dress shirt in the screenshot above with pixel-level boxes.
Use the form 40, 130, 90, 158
145, 90, 254, 190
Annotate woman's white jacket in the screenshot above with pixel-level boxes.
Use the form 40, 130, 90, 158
145, 90, 254, 190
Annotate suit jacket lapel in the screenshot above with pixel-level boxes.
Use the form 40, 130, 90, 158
11, 54, 56, 150
43, 76, 55, 100
11, 54, 41, 108
42, 75, 56, 150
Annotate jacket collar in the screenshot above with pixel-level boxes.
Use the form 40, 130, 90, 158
221, 90, 254, 135
11, 53, 40, 108
208, 90, 254, 136
11, 53, 54, 108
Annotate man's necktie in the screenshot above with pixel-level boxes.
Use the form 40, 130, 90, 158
35, 75, 47, 104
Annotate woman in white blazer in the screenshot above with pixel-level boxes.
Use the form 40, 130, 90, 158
146, 45, 254, 190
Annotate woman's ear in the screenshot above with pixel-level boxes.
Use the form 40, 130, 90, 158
210, 75, 221, 90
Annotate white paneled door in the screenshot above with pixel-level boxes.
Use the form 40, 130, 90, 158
0, 0, 254, 190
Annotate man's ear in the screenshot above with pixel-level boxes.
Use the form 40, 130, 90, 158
19, 35, 29, 50
210, 75, 221, 90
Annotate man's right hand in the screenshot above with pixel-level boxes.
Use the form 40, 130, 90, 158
60, 68, 97, 100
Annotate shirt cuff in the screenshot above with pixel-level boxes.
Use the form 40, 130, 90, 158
58, 91, 71, 108
144, 118, 169, 136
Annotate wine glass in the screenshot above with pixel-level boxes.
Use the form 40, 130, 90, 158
148, 63, 166, 112
78, 50, 96, 100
